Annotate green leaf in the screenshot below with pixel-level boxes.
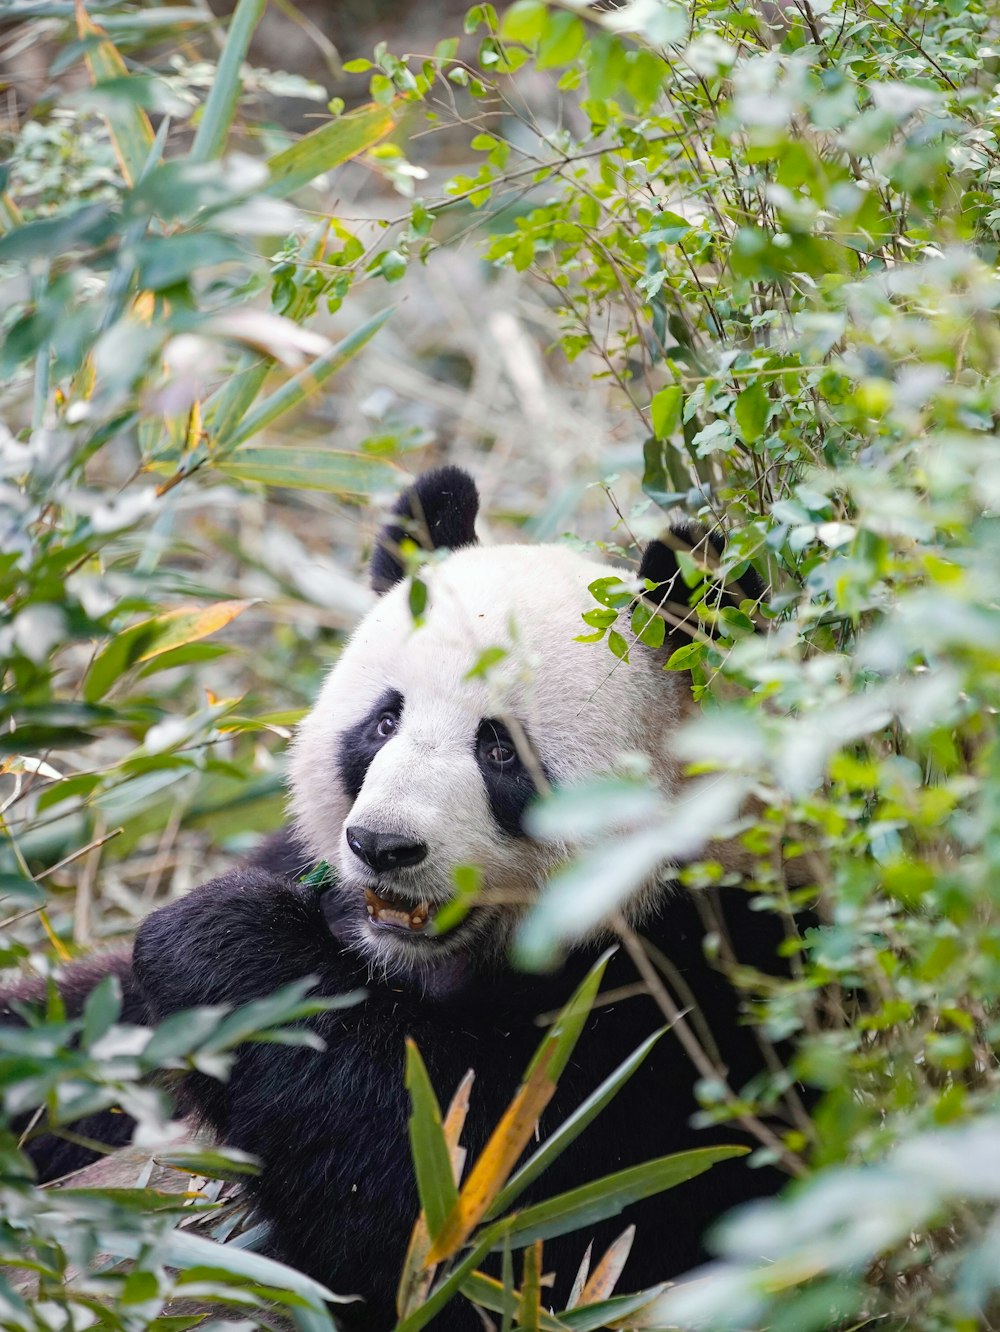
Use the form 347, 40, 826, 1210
488, 1028, 665, 1219
631, 602, 666, 649
81, 974, 122, 1048
464, 646, 508, 680
190, 0, 267, 162
607, 629, 629, 662
559, 1285, 669, 1331
267, 103, 397, 198
588, 577, 633, 609
405, 1038, 459, 1241
499, 0, 548, 43
198, 980, 362, 1054
650, 384, 683, 440
460, 1271, 565, 1332
220, 444, 395, 495
664, 641, 706, 671
0, 203, 114, 263
644, 210, 692, 244
121, 1229, 352, 1311
537, 12, 585, 69
524, 949, 614, 1086
734, 381, 770, 444
496, 1146, 749, 1248
216, 306, 394, 449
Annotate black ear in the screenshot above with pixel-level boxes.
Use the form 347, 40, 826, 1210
370, 466, 480, 594
638, 522, 767, 645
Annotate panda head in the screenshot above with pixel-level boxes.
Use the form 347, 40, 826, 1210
289, 467, 717, 976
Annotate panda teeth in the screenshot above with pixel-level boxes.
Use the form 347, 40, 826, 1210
364, 887, 433, 933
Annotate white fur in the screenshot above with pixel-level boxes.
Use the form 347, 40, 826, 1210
289, 543, 691, 972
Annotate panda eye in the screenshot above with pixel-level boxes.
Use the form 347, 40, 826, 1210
486, 741, 516, 766
375, 713, 398, 740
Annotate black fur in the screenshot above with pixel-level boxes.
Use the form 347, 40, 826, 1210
129, 861, 786, 1332
337, 688, 404, 801
369, 466, 479, 594
475, 717, 547, 837
638, 524, 767, 643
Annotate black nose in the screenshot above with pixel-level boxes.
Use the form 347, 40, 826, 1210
346, 826, 428, 873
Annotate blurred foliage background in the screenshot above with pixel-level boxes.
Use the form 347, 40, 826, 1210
2, 0, 1000, 1327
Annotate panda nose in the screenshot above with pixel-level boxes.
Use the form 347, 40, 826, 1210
346, 826, 428, 873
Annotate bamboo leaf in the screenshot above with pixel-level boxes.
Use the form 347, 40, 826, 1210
83, 601, 254, 703
266, 103, 398, 198
136, 600, 255, 661
426, 1045, 558, 1265
525, 948, 615, 1084
579, 1226, 634, 1306
75, 0, 154, 187
108, 1227, 354, 1310
487, 1028, 664, 1219
519, 1241, 543, 1332
397, 1068, 474, 1319
214, 306, 394, 450
428, 953, 612, 1264
496, 1146, 750, 1250
217, 447, 400, 495
405, 1039, 459, 1243
190, 0, 266, 162
559, 1284, 669, 1332
394, 1233, 495, 1332
460, 1270, 567, 1331
203, 220, 332, 443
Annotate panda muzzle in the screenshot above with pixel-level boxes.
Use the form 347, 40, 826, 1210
364, 886, 435, 933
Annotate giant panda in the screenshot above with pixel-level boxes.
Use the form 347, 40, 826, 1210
8, 467, 794, 1330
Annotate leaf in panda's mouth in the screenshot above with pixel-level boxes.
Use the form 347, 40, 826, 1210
364, 886, 435, 933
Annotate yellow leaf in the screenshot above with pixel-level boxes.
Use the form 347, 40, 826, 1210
75, 0, 154, 187
426, 1046, 557, 1265
579, 1225, 635, 1306
136, 600, 255, 662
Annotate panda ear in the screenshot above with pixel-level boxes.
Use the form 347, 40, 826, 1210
637, 522, 766, 645
370, 466, 480, 594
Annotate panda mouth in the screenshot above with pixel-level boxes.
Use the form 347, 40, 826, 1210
364, 886, 436, 934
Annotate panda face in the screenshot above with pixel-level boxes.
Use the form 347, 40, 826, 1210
289, 540, 689, 977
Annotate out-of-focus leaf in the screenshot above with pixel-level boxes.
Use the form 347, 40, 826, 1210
0, 204, 114, 262
215, 306, 394, 450
76, 0, 154, 186
83, 601, 254, 702
189, 0, 267, 162
734, 381, 770, 444
218, 447, 400, 495
266, 103, 398, 197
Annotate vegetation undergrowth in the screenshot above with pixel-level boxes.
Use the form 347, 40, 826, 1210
2, 0, 1000, 1327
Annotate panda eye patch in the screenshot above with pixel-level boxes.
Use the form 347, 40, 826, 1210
337, 689, 404, 802
477, 720, 519, 770
474, 717, 548, 838
485, 740, 515, 766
